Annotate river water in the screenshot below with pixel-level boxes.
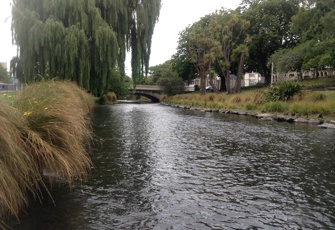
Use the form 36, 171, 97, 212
10, 104, 335, 230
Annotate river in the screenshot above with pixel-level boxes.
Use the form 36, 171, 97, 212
10, 103, 335, 229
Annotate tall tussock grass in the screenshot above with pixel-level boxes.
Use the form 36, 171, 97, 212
0, 101, 42, 221
0, 81, 94, 224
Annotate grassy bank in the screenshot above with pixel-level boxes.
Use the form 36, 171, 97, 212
0, 81, 94, 226
163, 78, 335, 121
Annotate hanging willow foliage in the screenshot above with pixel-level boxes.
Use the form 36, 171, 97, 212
11, 0, 161, 95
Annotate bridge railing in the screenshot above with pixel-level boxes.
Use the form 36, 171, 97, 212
132, 85, 162, 91
130, 84, 197, 92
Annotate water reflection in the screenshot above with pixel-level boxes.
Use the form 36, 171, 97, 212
10, 104, 335, 229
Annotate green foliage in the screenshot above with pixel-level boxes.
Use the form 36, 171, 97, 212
242, 0, 300, 82
99, 91, 117, 105
11, 0, 161, 95
108, 69, 131, 99
0, 65, 11, 83
147, 60, 175, 85
158, 75, 185, 97
266, 81, 302, 101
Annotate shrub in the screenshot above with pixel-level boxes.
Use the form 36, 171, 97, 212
266, 81, 302, 101
158, 76, 185, 96
99, 91, 117, 105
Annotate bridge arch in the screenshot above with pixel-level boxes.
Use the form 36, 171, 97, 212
132, 91, 160, 103
129, 85, 163, 103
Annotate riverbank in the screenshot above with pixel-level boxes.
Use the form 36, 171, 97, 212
161, 102, 335, 129
161, 78, 335, 129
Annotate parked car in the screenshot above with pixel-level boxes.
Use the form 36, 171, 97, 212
206, 85, 213, 91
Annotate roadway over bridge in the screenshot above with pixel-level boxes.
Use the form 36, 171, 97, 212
129, 84, 195, 102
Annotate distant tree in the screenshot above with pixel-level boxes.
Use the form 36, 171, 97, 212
185, 15, 220, 95
211, 9, 250, 93
146, 60, 175, 85
271, 1, 335, 73
11, 0, 161, 96
157, 71, 185, 97
0, 65, 11, 83
171, 30, 198, 85
108, 68, 132, 99
241, 0, 300, 83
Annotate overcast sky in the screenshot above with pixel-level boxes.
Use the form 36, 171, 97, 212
0, 0, 241, 74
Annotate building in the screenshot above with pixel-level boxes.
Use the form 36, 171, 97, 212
189, 72, 266, 90
243, 72, 265, 87
190, 75, 221, 90
272, 68, 335, 83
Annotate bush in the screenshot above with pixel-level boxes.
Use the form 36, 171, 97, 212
266, 81, 302, 101
158, 76, 185, 96
99, 91, 117, 105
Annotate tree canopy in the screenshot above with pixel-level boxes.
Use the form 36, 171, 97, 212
271, 0, 335, 73
11, 0, 161, 96
170, 0, 335, 95
174, 9, 249, 94
0, 65, 11, 83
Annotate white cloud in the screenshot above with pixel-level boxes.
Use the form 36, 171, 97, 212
0, 0, 16, 70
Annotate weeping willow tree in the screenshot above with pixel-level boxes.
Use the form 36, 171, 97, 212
11, 0, 161, 96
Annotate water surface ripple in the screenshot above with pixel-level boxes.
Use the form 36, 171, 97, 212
11, 104, 335, 230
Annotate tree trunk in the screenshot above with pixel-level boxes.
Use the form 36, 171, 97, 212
225, 69, 231, 94
200, 71, 206, 95
209, 72, 219, 93
236, 51, 245, 93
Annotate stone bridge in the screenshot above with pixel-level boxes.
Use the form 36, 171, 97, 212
129, 85, 195, 102
129, 85, 163, 102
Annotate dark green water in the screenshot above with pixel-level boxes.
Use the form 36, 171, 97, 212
10, 104, 335, 229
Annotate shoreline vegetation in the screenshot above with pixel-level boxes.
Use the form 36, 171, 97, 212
161, 78, 335, 129
0, 81, 94, 227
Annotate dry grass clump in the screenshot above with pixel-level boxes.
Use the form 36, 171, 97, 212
0, 101, 42, 220
252, 90, 266, 104
13, 81, 94, 185
230, 95, 242, 104
215, 94, 226, 103
0, 81, 94, 223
